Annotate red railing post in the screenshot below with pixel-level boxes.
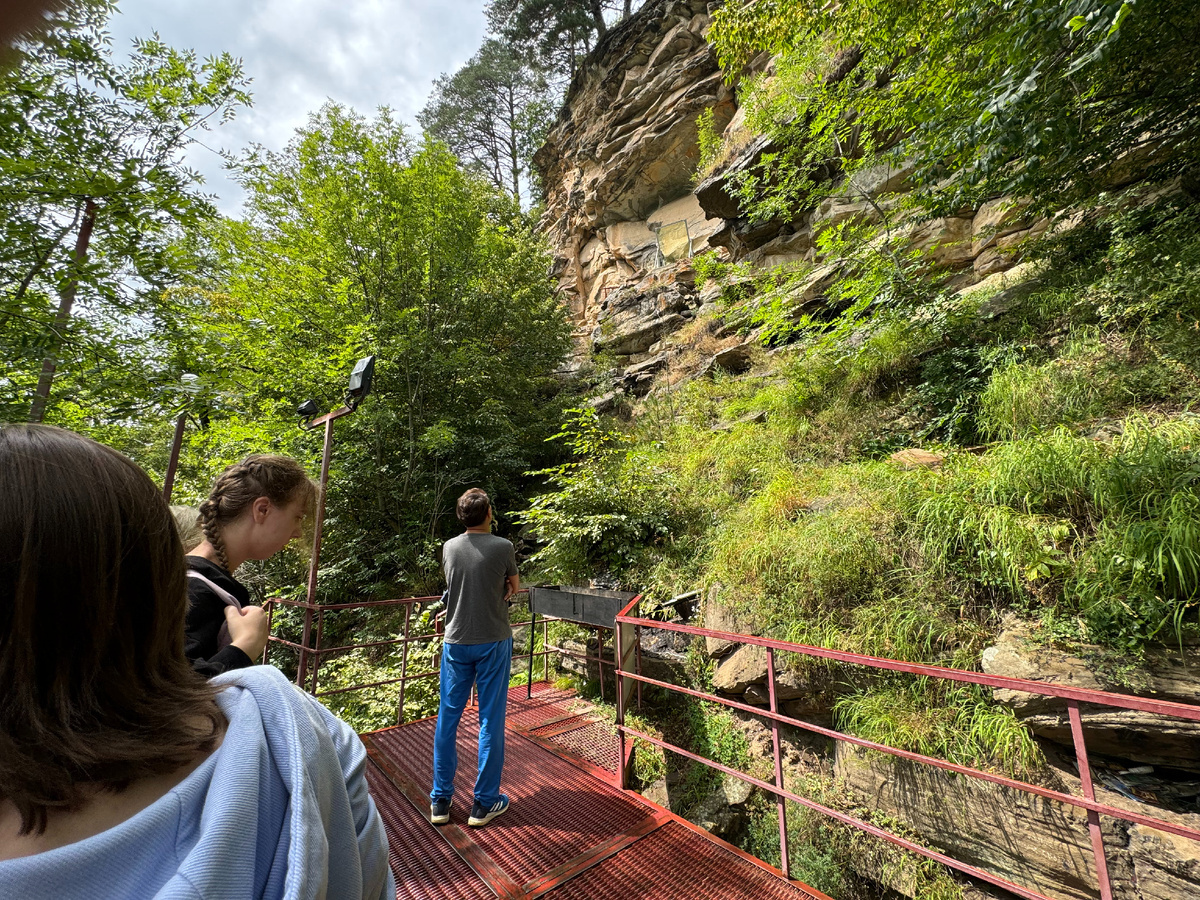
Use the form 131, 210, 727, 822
1067, 700, 1114, 900
309, 605, 326, 695
767, 648, 790, 879
262, 600, 274, 666
635, 624, 643, 710
397, 603, 412, 725
615, 595, 642, 790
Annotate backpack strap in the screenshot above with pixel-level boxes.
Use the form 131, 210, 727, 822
187, 570, 245, 653
187, 570, 243, 610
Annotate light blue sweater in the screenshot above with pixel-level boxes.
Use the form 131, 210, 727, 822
0, 666, 395, 900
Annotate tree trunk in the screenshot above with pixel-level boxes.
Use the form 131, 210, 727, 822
507, 88, 520, 200
623, 0, 631, 20
29, 198, 97, 423
590, 1, 607, 37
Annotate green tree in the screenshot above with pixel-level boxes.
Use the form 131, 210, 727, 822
708, 0, 1200, 220
183, 104, 573, 598
486, 0, 641, 80
418, 38, 555, 202
0, 0, 250, 422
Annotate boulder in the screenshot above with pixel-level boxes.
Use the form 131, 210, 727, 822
971, 196, 1034, 255
687, 773, 755, 838
592, 284, 693, 356
712, 644, 767, 694
694, 133, 777, 220
710, 342, 754, 374
889, 448, 945, 470
702, 582, 755, 658
981, 620, 1200, 771
811, 197, 882, 233
905, 216, 976, 269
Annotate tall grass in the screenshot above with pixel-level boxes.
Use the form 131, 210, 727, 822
912, 418, 1200, 650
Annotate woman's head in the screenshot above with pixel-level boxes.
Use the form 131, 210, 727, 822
0, 425, 219, 834
198, 455, 317, 571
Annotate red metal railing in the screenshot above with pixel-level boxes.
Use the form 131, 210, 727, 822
613, 595, 1200, 900
264, 590, 574, 723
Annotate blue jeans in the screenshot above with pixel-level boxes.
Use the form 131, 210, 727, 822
430, 637, 512, 806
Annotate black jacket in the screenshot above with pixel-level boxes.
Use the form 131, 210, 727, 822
185, 555, 254, 678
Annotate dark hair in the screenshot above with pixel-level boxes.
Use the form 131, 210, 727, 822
0, 425, 221, 835
457, 488, 491, 528
198, 455, 316, 571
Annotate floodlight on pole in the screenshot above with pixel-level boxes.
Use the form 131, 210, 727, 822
293, 353, 377, 691
345, 354, 375, 409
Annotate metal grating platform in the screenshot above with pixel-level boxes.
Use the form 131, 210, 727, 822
364, 684, 828, 900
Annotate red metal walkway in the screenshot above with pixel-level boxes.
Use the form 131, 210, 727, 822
362, 683, 828, 900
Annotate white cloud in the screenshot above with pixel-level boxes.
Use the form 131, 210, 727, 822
109, 0, 487, 214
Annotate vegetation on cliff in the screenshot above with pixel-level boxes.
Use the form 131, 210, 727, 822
520, 2, 1200, 889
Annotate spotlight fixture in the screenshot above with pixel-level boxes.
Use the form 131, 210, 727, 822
296, 398, 320, 428
345, 355, 375, 410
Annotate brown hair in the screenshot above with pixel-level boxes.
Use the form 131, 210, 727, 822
198, 455, 317, 571
0, 425, 222, 835
457, 488, 492, 528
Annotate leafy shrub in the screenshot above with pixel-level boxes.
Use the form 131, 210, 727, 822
519, 408, 684, 584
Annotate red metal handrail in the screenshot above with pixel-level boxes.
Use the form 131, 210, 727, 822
614, 595, 1200, 900
264, 589, 561, 724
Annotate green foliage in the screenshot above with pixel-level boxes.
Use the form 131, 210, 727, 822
518, 407, 681, 583
695, 107, 721, 177
169, 105, 572, 600
418, 38, 555, 202
912, 420, 1200, 650
486, 0, 641, 81
0, 0, 251, 422
708, 0, 1200, 222
834, 680, 1043, 780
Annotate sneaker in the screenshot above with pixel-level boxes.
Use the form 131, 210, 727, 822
467, 794, 510, 827
430, 797, 451, 825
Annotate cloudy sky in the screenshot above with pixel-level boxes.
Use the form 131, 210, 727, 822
109, 0, 489, 214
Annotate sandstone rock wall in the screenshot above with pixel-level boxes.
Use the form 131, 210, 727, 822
835, 744, 1200, 900
534, 0, 1047, 380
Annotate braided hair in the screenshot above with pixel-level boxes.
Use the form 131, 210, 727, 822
197, 455, 317, 572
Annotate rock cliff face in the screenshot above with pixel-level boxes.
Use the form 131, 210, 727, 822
535, 0, 732, 351
535, 0, 1046, 379
534, 4, 1199, 897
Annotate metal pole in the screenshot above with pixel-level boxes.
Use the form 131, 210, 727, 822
397, 603, 411, 725
163, 412, 187, 503
309, 606, 326, 694
527, 611, 536, 699
1067, 700, 1114, 900
767, 648, 790, 879
297, 415, 335, 688
262, 600, 274, 665
635, 624, 643, 710
616, 615, 627, 790
597, 626, 605, 702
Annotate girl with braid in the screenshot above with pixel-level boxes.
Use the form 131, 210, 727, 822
185, 456, 317, 678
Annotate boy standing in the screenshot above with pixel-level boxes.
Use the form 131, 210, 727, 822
430, 488, 520, 827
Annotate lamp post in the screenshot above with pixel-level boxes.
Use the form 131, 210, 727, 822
294, 355, 376, 691
163, 373, 202, 503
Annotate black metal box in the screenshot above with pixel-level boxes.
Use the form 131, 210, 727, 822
527, 585, 637, 630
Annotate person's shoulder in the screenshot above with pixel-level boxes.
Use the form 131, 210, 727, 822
212, 663, 294, 693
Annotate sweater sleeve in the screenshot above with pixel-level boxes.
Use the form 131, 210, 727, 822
185, 582, 254, 678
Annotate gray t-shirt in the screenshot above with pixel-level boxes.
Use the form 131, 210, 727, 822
441, 532, 518, 645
